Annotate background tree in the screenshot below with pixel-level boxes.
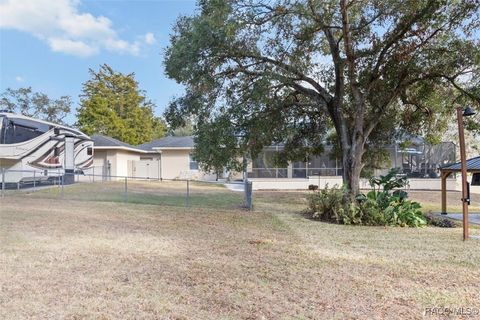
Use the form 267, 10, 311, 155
152, 117, 168, 139
77, 64, 166, 145
193, 115, 244, 180
164, 0, 480, 200
169, 117, 195, 136
0, 87, 72, 124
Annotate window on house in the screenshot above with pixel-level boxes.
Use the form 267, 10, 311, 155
189, 154, 199, 170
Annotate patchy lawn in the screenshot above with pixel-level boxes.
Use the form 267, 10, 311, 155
4, 180, 244, 209
1, 190, 479, 319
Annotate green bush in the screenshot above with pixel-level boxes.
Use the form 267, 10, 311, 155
307, 185, 384, 225
384, 199, 426, 227
356, 198, 386, 226
306, 169, 427, 227
308, 185, 344, 223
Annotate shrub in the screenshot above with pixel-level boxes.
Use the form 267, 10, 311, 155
384, 200, 426, 227
306, 169, 427, 227
425, 214, 457, 228
340, 202, 366, 225
307, 186, 384, 225
308, 185, 344, 223
356, 198, 386, 226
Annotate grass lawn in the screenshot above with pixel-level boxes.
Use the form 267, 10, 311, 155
1, 187, 479, 319
5, 180, 244, 209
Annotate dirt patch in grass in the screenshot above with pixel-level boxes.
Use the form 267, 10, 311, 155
1, 192, 479, 319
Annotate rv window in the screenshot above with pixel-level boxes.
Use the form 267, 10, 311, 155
3, 119, 49, 144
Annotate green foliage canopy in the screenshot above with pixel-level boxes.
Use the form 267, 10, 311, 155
77, 64, 166, 145
164, 0, 480, 196
0, 87, 72, 124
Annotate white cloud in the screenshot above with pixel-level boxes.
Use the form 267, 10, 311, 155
48, 38, 99, 57
144, 32, 156, 45
0, 0, 142, 57
15, 76, 24, 82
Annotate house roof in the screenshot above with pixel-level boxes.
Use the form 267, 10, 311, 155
441, 156, 480, 172
138, 136, 194, 151
92, 134, 148, 153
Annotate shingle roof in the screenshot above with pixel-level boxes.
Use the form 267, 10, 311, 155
137, 136, 194, 151
441, 156, 480, 172
92, 134, 146, 152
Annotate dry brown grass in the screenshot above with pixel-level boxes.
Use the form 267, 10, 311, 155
1, 190, 479, 319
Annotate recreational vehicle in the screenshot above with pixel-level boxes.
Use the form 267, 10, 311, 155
0, 111, 93, 183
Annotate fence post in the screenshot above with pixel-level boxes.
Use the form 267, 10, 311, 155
33, 171, 36, 192
93, 167, 95, 183
1, 168, 5, 198
61, 175, 64, 199
124, 177, 128, 203
186, 179, 190, 207
245, 180, 253, 210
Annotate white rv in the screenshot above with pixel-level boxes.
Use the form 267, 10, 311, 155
0, 111, 93, 183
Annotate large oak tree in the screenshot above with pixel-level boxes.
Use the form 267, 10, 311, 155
164, 0, 480, 199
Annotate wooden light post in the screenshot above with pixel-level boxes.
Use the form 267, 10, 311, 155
457, 106, 476, 241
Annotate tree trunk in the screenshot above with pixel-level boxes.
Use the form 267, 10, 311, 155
341, 144, 364, 201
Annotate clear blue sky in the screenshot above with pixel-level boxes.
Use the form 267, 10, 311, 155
0, 0, 197, 125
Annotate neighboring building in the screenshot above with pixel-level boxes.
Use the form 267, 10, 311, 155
90, 133, 465, 191
138, 136, 217, 180
246, 138, 459, 190
91, 135, 217, 180
248, 139, 456, 179
91, 134, 157, 178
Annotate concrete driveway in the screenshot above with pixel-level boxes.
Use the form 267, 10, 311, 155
438, 213, 480, 225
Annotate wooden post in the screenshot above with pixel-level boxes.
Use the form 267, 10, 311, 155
441, 171, 450, 214
457, 107, 469, 241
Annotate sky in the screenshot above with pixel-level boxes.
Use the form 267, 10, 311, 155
0, 0, 198, 125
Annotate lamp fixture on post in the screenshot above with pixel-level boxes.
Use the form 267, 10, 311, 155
463, 106, 476, 117
456, 106, 476, 241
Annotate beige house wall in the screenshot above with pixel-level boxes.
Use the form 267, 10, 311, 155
92, 149, 143, 178
159, 149, 220, 180
115, 150, 142, 177
92, 147, 231, 181
91, 149, 117, 176
160, 149, 191, 180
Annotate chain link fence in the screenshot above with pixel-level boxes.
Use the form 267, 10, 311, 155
1, 169, 253, 210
